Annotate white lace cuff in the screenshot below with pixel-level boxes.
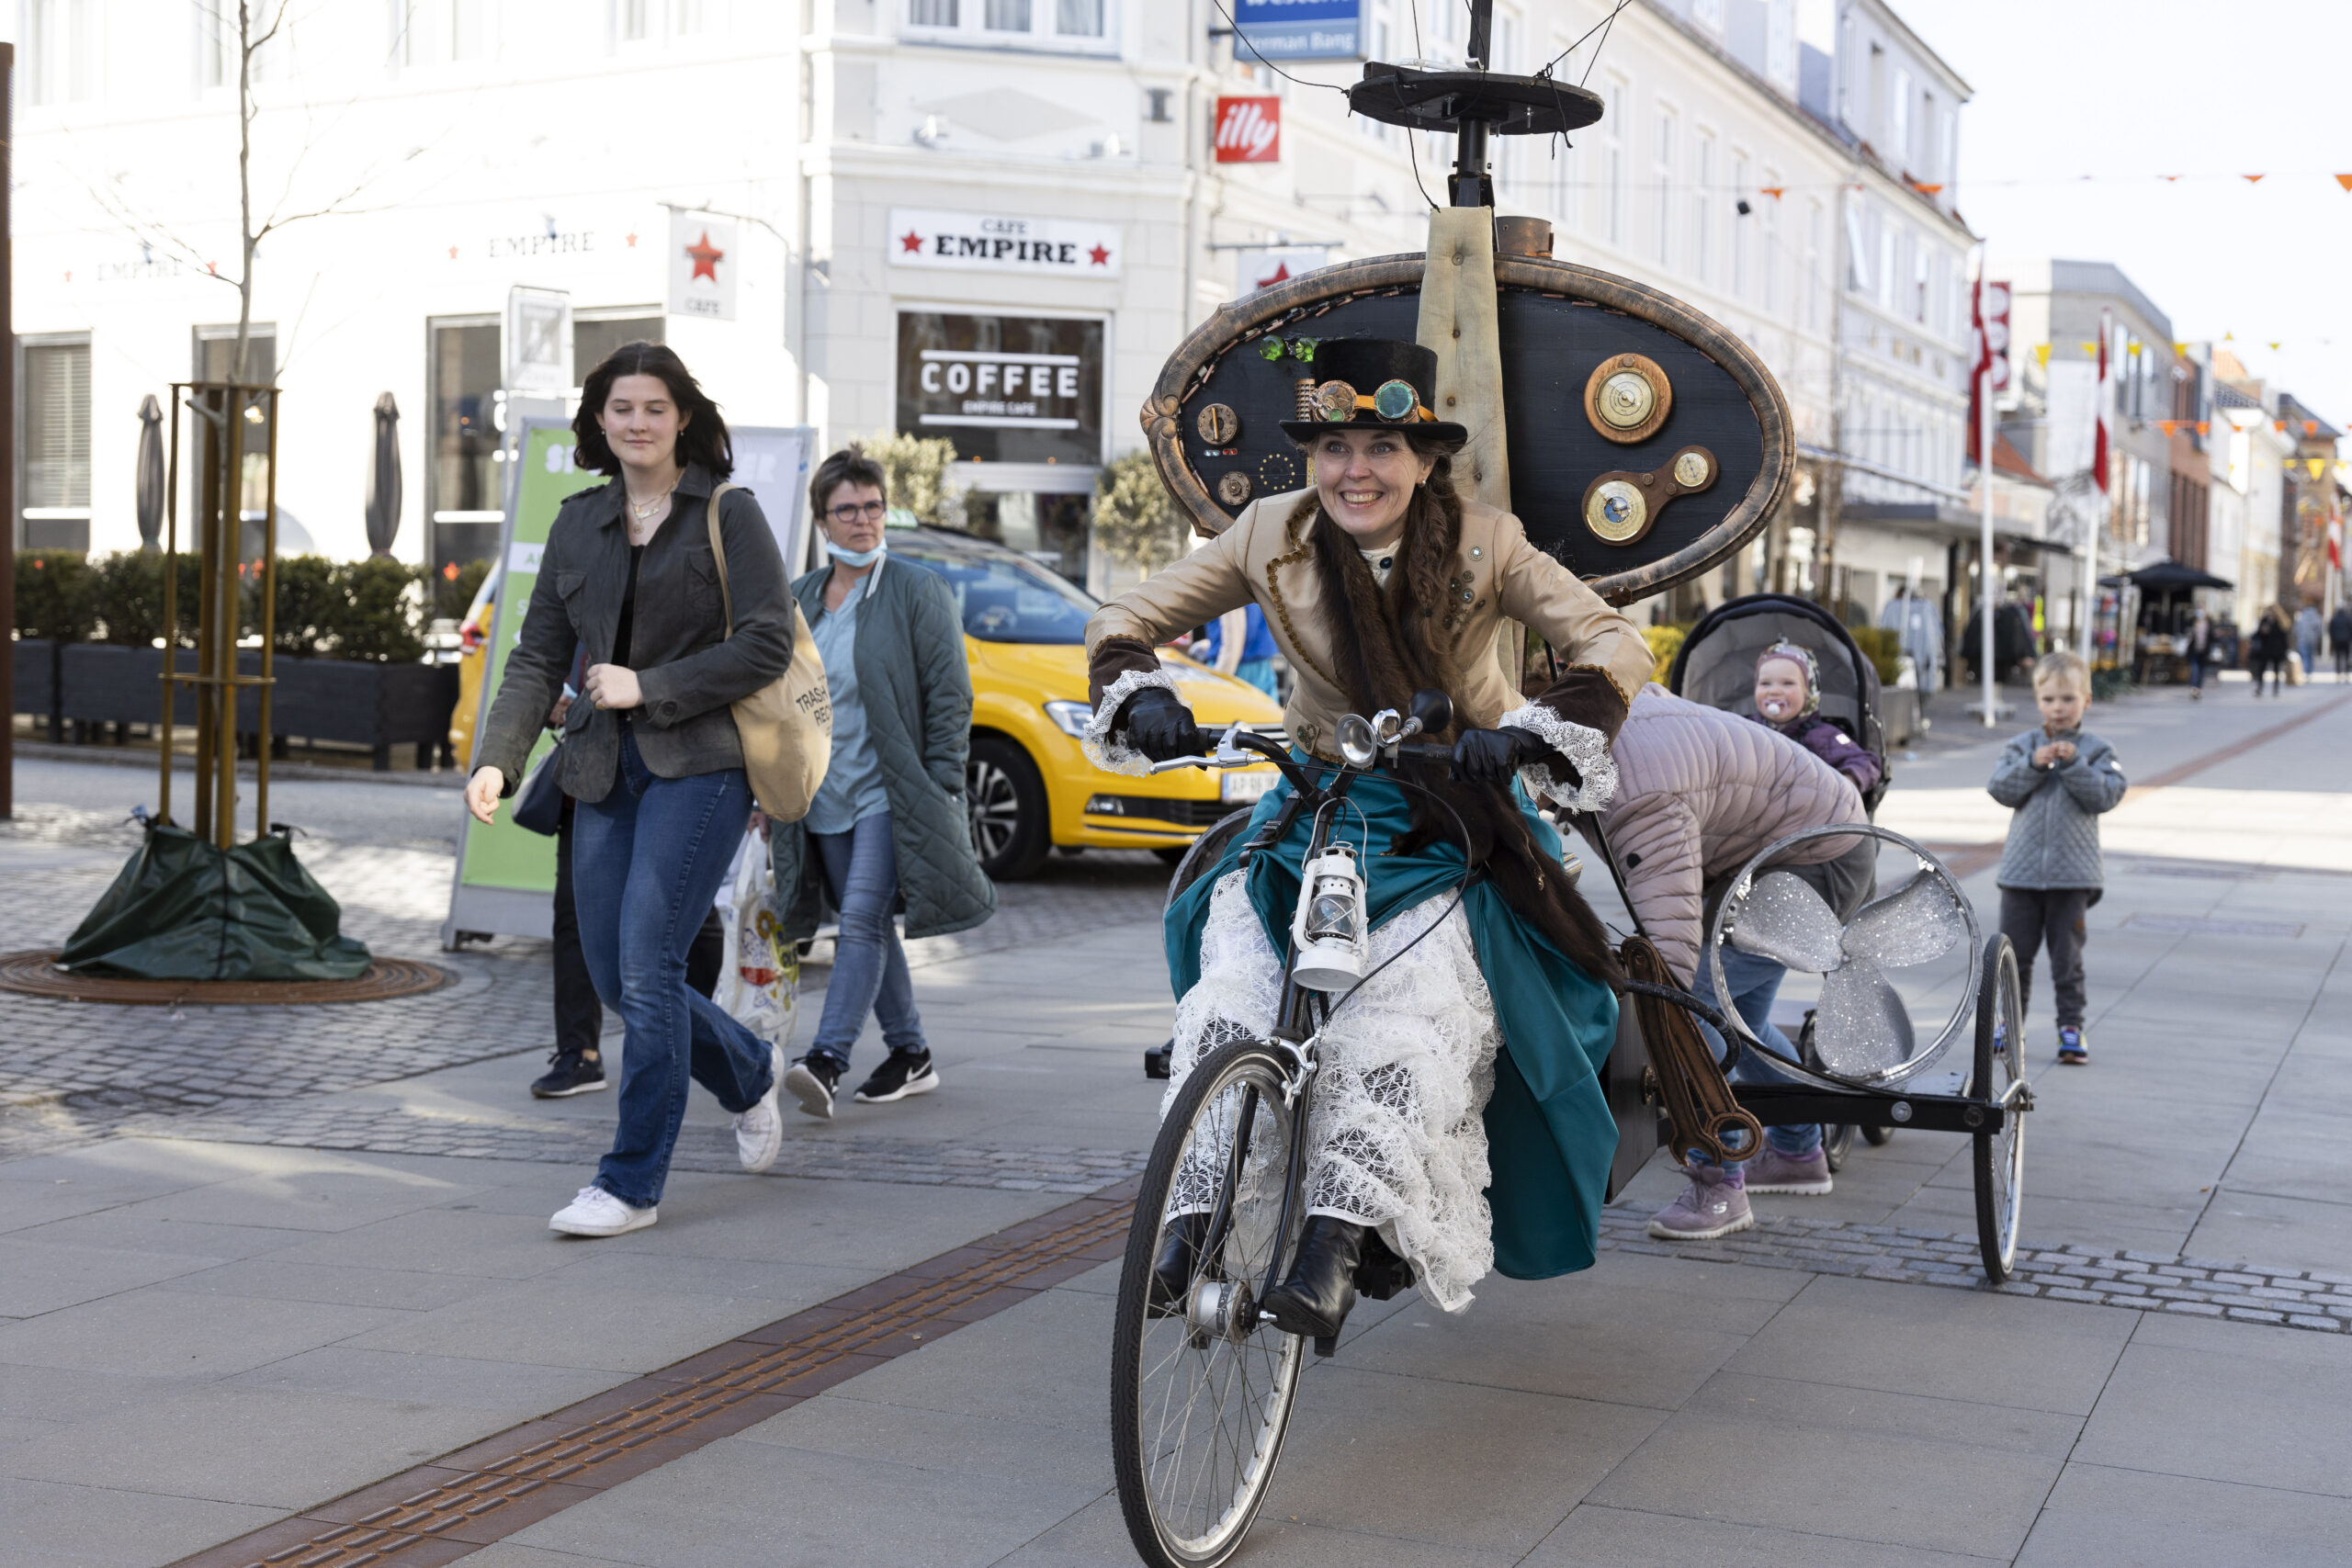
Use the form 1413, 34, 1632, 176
1500, 702, 1618, 812
1081, 667, 1184, 776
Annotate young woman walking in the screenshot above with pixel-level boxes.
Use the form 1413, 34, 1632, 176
771, 445, 996, 1118
469, 344, 795, 1236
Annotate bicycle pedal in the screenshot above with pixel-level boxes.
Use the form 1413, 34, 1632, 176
1312, 1334, 1338, 1358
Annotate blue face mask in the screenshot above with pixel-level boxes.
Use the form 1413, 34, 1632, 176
825, 538, 887, 568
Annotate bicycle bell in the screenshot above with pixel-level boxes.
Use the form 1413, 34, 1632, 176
1290, 841, 1367, 992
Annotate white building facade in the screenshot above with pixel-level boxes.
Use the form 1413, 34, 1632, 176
6, 0, 1964, 615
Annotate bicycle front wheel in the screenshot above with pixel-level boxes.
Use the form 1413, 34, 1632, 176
1111, 1037, 1308, 1568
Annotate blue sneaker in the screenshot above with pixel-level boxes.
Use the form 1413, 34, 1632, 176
2057, 1026, 2088, 1065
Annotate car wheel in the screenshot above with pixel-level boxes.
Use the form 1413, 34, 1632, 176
967, 735, 1051, 882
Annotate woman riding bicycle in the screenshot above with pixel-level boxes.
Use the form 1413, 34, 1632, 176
1083, 339, 1654, 1337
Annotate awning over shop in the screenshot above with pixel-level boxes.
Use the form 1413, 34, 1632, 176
2124, 558, 2233, 593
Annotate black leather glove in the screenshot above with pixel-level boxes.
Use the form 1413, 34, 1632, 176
1451, 725, 1549, 784
1121, 686, 1205, 762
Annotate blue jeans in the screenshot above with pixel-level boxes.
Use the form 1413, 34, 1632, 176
1233, 657, 1279, 697
572, 729, 775, 1207
808, 812, 925, 1067
1690, 943, 1822, 1167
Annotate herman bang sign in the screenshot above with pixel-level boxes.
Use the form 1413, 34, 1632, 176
888, 208, 1123, 277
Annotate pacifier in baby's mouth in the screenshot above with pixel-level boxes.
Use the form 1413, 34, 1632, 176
1759, 696, 1790, 717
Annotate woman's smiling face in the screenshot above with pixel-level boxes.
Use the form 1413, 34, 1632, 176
1311, 428, 1436, 550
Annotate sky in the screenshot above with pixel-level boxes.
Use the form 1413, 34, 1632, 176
1896, 0, 2352, 431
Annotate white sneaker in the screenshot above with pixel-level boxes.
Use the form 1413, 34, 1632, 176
549, 1185, 657, 1237
733, 1042, 786, 1174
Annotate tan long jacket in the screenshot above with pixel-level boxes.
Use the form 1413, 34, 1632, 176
1085, 488, 1653, 764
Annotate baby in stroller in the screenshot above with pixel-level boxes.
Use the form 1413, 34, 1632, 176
1753, 639, 1882, 800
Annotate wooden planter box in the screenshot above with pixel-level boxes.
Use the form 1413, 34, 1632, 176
56, 646, 458, 770
10, 637, 62, 734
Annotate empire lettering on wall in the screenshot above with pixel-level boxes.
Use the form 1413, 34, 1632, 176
888, 209, 1121, 277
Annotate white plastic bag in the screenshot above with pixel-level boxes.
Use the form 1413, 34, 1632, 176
715, 835, 797, 1052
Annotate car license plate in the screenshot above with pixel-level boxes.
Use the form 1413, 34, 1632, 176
1221, 771, 1276, 805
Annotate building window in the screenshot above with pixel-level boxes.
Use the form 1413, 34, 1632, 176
1601, 77, 1627, 247
428, 317, 502, 572
1877, 227, 1896, 312
908, 0, 1111, 49
1844, 204, 1870, 294
451, 0, 492, 60
21, 337, 91, 550
1913, 244, 1928, 323
1690, 132, 1714, 285
1692, 0, 1724, 28
1892, 68, 1911, 168
1056, 0, 1102, 36
1761, 169, 1782, 315
984, 0, 1030, 29
1730, 152, 1750, 299
1653, 106, 1676, 268
1804, 201, 1823, 330
673, 0, 707, 32
29, 0, 91, 104
620, 0, 652, 38
389, 0, 418, 65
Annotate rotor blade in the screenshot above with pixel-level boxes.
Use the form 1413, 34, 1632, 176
1726, 870, 1846, 973
1812, 954, 1916, 1077
1843, 866, 1969, 968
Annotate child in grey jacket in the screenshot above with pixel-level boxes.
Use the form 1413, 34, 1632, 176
1987, 651, 2127, 1063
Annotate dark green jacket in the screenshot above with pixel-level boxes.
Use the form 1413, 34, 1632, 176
772, 555, 997, 941
476, 465, 793, 803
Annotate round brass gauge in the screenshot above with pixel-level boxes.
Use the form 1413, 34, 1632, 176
1672, 447, 1713, 488
1312, 379, 1358, 423
1195, 403, 1240, 446
1216, 470, 1253, 506
1586, 479, 1648, 543
1582, 353, 1674, 444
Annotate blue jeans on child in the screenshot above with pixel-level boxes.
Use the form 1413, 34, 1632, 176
807, 812, 928, 1068
1689, 942, 1822, 1168
571, 729, 775, 1208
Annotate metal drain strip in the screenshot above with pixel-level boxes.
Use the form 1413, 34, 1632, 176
172, 1189, 1135, 1568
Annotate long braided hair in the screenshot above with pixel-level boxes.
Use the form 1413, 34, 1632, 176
1295, 434, 1621, 983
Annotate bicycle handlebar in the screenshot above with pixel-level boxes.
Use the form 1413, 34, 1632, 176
1147, 723, 1456, 784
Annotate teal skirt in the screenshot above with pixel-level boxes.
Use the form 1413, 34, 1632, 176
1164, 763, 1621, 1280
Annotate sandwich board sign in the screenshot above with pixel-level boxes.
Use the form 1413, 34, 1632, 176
439, 420, 815, 947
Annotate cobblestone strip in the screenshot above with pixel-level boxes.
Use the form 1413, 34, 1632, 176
107, 1099, 1149, 1195
1595, 1208, 2352, 1336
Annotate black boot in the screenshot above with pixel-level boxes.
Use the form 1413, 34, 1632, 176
1149, 1213, 1214, 1313
1261, 1216, 1365, 1339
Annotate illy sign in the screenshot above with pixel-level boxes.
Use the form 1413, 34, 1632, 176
1215, 96, 1281, 163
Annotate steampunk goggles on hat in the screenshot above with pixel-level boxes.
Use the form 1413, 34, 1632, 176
1310, 377, 1439, 425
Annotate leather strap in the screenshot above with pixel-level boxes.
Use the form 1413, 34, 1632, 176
704, 482, 741, 636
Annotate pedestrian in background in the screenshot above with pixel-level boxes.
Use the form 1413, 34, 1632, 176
2330, 604, 2352, 680
469, 343, 794, 1237
773, 445, 997, 1121
1198, 603, 1281, 697
2184, 609, 2215, 702
1988, 650, 2127, 1065
2294, 602, 2324, 682
2249, 608, 2290, 697
1880, 582, 1942, 694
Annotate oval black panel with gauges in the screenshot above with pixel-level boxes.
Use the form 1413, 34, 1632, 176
1141, 253, 1792, 605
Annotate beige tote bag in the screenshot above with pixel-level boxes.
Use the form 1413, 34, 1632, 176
706, 483, 832, 821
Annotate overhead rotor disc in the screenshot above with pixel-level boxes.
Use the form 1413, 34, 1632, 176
1346, 63, 1604, 138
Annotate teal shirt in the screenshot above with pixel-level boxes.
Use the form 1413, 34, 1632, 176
803, 570, 891, 836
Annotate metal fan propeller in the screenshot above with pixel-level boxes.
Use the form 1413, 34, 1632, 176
1727, 867, 1969, 1077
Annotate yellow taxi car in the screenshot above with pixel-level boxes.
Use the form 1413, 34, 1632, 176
889, 526, 1284, 880
446, 526, 1284, 881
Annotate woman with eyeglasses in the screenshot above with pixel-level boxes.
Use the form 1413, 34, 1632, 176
770, 444, 997, 1119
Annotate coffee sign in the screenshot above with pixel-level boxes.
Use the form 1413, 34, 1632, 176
888, 209, 1122, 277
896, 312, 1104, 465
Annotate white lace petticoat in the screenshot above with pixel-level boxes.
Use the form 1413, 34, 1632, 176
1162, 870, 1501, 1314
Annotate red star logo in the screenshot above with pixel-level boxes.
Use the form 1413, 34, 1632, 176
684, 229, 724, 282
899, 229, 925, 254
1255, 262, 1291, 288
626, 232, 638, 248
447, 245, 458, 260
1087, 243, 1112, 266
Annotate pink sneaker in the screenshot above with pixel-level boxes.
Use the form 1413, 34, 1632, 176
1646, 1167, 1753, 1241
1745, 1145, 1833, 1195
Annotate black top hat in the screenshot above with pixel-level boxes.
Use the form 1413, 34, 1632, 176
1279, 338, 1469, 446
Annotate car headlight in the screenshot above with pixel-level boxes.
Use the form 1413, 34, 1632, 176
1043, 700, 1095, 739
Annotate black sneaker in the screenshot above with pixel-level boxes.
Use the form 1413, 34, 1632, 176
530, 1049, 606, 1099
783, 1055, 844, 1120
854, 1050, 942, 1104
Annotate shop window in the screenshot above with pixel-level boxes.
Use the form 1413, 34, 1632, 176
429, 318, 502, 572
20, 337, 91, 550
572, 311, 664, 382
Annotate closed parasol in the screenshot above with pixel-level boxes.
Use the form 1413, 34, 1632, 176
364, 391, 401, 556
136, 394, 164, 550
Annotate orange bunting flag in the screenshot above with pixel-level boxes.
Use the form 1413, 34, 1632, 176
2307, 420, 2321, 435
2161, 175, 2182, 182
2197, 422, 2211, 435
2337, 175, 2352, 191
2277, 421, 2290, 432
2244, 174, 2267, 184
2158, 421, 2176, 434
1911, 181, 1944, 194
1759, 186, 1785, 199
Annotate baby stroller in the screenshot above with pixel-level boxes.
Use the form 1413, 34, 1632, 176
1582, 595, 2029, 1280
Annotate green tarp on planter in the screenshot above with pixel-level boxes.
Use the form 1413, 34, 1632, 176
59, 824, 371, 981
